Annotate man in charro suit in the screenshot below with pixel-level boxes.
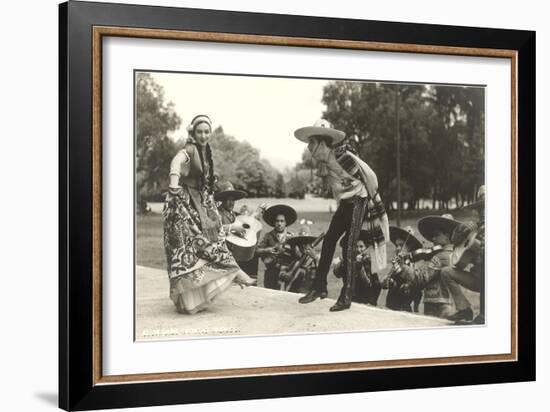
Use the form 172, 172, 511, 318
293, 119, 389, 312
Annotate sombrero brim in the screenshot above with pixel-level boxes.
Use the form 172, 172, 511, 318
389, 226, 423, 251
294, 126, 346, 144
263, 205, 298, 227
417, 216, 462, 242
214, 190, 247, 201
286, 235, 317, 247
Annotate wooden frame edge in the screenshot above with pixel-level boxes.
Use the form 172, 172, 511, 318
91, 25, 519, 386
96, 353, 515, 385
511, 51, 519, 361
92, 27, 103, 385
93, 26, 517, 58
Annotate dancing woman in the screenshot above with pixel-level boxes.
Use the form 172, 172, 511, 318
163, 114, 255, 314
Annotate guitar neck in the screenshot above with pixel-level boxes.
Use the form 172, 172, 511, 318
311, 232, 326, 248
251, 203, 267, 219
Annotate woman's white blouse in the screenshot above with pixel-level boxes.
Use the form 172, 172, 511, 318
169, 149, 191, 179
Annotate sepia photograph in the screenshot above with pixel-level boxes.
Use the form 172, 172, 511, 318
134, 70, 486, 340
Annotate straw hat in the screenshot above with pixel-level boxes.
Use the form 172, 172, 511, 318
286, 220, 317, 247
213, 181, 247, 201
294, 119, 346, 145
417, 214, 464, 242
263, 204, 298, 227
389, 225, 423, 252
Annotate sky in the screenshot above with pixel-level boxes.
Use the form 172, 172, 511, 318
150, 72, 329, 171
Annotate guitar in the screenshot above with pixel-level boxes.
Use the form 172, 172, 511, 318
225, 203, 267, 262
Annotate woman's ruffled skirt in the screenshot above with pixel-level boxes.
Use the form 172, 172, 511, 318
163, 189, 247, 314
169, 260, 243, 314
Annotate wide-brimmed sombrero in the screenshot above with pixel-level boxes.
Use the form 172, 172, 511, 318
417, 214, 464, 242
263, 204, 298, 227
463, 185, 485, 210
213, 181, 247, 201
389, 226, 423, 252
286, 224, 317, 247
294, 119, 346, 145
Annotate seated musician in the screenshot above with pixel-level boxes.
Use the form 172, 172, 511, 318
442, 185, 485, 324
334, 230, 382, 306
383, 226, 423, 312
215, 181, 247, 226
396, 214, 463, 319
215, 181, 261, 277
256, 205, 297, 290
280, 223, 319, 294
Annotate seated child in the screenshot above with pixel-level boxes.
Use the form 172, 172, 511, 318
383, 225, 424, 312
333, 231, 381, 306
279, 224, 320, 294
395, 215, 462, 319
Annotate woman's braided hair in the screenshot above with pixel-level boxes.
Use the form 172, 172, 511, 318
189, 115, 216, 194
201, 142, 216, 194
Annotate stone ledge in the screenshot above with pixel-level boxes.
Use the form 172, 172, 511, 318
136, 265, 451, 340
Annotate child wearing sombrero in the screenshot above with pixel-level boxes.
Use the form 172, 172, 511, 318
294, 119, 389, 312
333, 231, 382, 306
214, 181, 247, 226
383, 225, 424, 312
279, 221, 319, 294
395, 214, 464, 319
214, 181, 264, 279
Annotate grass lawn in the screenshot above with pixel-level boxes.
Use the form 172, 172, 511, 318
136, 200, 480, 313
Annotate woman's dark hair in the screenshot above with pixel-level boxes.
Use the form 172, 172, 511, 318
205, 144, 216, 192
187, 116, 215, 193
192, 142, 216, 194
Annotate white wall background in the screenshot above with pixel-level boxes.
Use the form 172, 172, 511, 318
0, 0, 545, 411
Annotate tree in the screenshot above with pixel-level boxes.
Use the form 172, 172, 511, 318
319, 80, 485, 210
209, 127, 283, 197
135, 73, 181, 203
274, 173, 286, 198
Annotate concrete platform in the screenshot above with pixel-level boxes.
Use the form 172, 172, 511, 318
136, 265, 451, 340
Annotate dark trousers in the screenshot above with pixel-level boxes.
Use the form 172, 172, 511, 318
313, 197, 367, 303
263, 265, 281, 290
237, 256, 259, 279
386, 286, 422, 312
352, 273, 382, 306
